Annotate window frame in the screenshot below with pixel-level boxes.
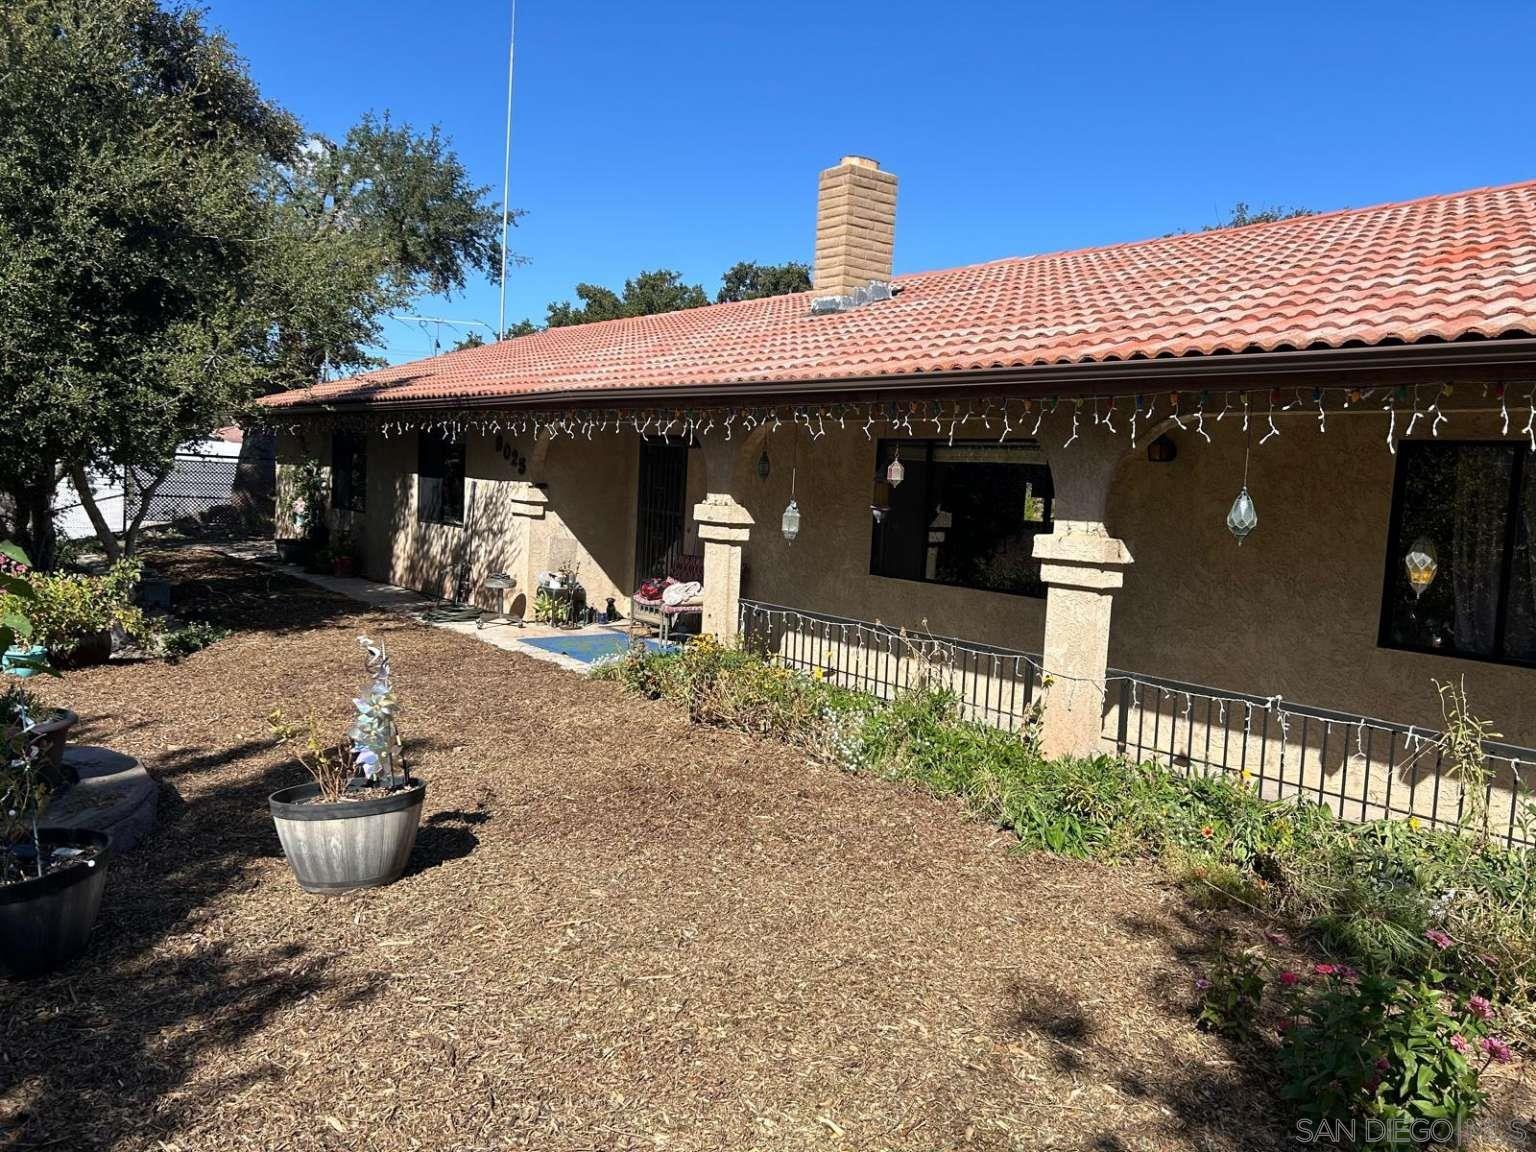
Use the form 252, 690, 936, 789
330, 430, 368, 514
1377, 438, 1534, 668
416, 428, 466, 526
868, 437, 1054, 600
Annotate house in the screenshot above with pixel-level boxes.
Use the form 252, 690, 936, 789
258, 157, 1536, 837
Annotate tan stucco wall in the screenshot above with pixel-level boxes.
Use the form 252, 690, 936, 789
276, 404, 1534, 749
733, 423, 1049, 645
1107, 407, 1533, 745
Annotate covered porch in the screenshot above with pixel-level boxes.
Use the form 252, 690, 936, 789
271, 362, 1536, 843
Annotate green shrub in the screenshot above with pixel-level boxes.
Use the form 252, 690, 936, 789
1273, 967, 1500, 1133
1196, 950, 1267, 1040
160, 620, 231, 662
0, 559, 148, 650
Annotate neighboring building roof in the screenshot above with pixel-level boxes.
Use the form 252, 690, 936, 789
261, 178, 1536, 411
210, 425, 244, 443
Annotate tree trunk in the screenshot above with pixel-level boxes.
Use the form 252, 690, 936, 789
67, 465, 122, 564
123, 466, 171, 557
6, 476, 58, 570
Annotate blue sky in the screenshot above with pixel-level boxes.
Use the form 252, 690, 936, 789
207, 0, 1536, 365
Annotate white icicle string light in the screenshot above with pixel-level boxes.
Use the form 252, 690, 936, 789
259, 380, 1536, 459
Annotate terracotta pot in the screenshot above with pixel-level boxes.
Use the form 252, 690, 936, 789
269, 780, 426, 894
0, 828, 110, 980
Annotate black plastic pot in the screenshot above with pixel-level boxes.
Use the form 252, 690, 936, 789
52, 631, 111, 669
269, 780, 426, 894
0, 829, 111, 980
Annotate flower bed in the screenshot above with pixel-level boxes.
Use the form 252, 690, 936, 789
600, 637, 1536, 1134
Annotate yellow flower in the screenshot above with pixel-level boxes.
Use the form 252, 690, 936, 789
812, 667, 825, 681
1408, 816, 1421, 830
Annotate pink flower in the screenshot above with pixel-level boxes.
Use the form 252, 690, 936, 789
1278, 970, 1299, 986
1338, 965, 1359, 983
1469, 995, 1494, 1021
1194, 977, 1212, 991
1425, 929, 1454, 951
1450, 1034, 1471, 1054
1375, 1057, 1391, 1071
1313, 963, 1338, 976
1481, 1037, 1513, 1064
1275, 1019, 1294, 1035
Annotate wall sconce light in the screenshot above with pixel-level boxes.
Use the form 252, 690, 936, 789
1147, 434, 1177, 463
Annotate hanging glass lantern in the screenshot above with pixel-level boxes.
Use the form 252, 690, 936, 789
756, 449, 770, 480
1226, 486, 1257, 544
1404, 536, 1438, 599
886, 446, 905, 487
781, 499, 801, 543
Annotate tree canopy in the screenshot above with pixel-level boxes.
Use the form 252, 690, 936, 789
0, 0, 510, 564
527, 261, 810, 332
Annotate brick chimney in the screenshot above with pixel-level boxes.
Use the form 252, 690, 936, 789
813, 156, 897, 297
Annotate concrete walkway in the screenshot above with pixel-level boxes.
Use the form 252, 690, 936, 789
219, 542, 643, 675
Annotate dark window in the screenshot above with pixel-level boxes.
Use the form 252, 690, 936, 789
870, 439, 1053, 597
1381, 441, 1536, 665
331, 431, 367, 513
417, 428, 466, 525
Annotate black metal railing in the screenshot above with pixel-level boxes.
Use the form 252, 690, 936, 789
737, 599, 1044, 732
737, 598, 1536, 845
1108, 671, 1535, 847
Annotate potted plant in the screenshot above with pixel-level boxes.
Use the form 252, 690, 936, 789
0, 560, 147, 668
268, 637, 425, 893
1, 684, 77, 790
0, 544, 108, 980
279, 460, 328, 566
330, 526, 357, 578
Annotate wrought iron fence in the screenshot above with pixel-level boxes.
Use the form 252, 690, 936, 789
1108, 672, 1535, 847
736, 597, 1536, 845
737, 599, 1044, 732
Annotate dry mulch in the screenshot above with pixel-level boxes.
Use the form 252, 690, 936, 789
0, 550, 1343, 1150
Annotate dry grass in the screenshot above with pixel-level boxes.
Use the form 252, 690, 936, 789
0, 548, 1432, 1150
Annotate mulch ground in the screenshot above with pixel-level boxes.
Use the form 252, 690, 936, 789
0, 547, 1508, 1151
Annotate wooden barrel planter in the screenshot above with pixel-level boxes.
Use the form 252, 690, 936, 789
0, 829, 111, 980
268, 781, 426, 893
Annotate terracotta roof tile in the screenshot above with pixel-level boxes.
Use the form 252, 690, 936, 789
262, 178, 1536, 410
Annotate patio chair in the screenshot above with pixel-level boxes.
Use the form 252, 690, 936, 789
629, 553, 704, 642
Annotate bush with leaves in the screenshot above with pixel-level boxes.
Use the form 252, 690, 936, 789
0, 560, 148, 653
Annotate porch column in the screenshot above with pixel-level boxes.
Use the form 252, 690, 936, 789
693, 495, 752, 640
1032, 427, 1133, 758
507, 482, 549, 613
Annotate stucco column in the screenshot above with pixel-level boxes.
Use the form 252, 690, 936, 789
506, 482, 549, 612
693, 495, 753, 640
1032, 424, 1134, 758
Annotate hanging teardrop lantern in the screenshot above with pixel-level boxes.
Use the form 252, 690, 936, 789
781, 499, 801, 543
1226, 486, 1257, 544
886, 446, 905, 487
1404, 536, 1438, 599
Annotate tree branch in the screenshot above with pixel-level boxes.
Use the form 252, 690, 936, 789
124, 466, 173, 557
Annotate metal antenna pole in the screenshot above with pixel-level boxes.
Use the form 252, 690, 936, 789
497, 0, 518, 340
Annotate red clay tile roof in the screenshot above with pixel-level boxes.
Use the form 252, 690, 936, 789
261, 178, 1536, 411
